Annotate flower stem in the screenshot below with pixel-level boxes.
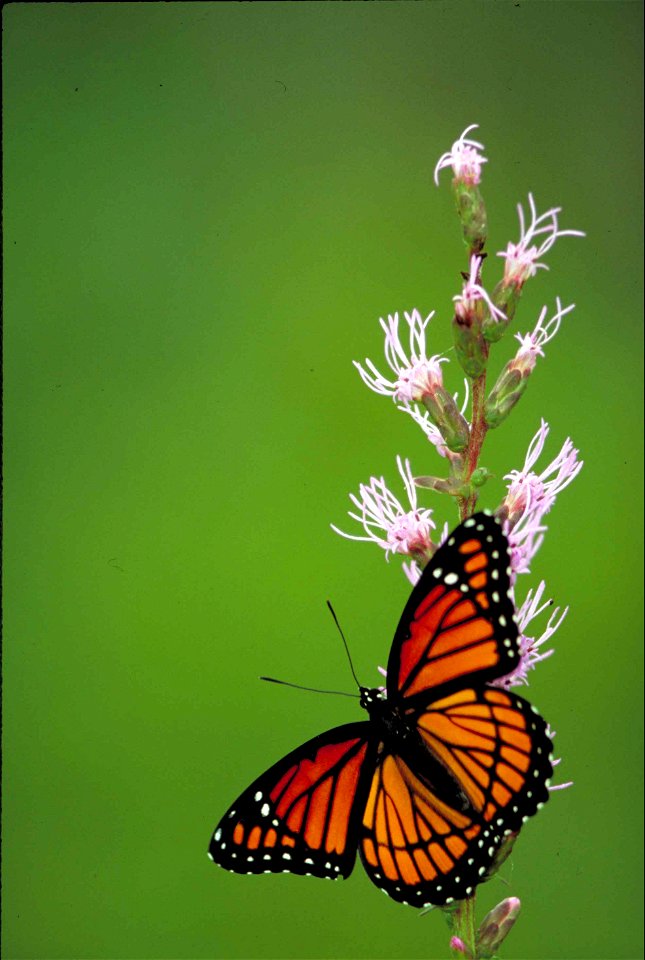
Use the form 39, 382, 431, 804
450, 893, 477, 958
454, 364, 489, 522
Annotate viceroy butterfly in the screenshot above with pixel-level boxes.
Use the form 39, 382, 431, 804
208, 511, 554, 907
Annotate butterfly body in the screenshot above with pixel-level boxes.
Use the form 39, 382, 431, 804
209, 512, 554, 907
359, 686, 410, 740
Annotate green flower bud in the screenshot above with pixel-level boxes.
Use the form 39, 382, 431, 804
415, 475, 470, 496
482, 280, 522, 342
452, 314, 488, 379
470, 467, 493, 488
421, 389, 470, 453
485, 363, 528, 429
452, 181, 488, 254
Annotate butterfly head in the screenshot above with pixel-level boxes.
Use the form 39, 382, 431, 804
359, 686, 387, 711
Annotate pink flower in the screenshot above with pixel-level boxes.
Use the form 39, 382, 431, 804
449, 937, 470, 956
454, 255, 506, 325
504, 419, 583, 528
354, 309, 447, 404
434, 124, 487, 186
498, 193, 585, 288
401, 521, 448, 584
402, 559, 422, 586
493, 581, 567, 689
502, 421, 583, 575
331, 456, 436, 562
512, 298, 575, 375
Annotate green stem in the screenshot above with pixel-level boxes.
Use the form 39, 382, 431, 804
454, 364, 489, 522
450, 893, 477, 958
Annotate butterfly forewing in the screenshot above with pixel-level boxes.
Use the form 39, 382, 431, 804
209, 723, 377, 880
359, 749, 503, 906
387, 512, 519, 703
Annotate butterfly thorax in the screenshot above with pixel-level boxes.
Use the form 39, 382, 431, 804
360, 685, 476, 811
360, 686, 413, 743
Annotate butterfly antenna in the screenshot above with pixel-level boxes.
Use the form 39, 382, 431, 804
326, 600, 362, 690
259, 676, 359, 699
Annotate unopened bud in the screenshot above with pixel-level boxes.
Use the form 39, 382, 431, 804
483, 280, 521, 342
449, 935, 472, 958
453, 180, 487, 254
475, 897, 521, 959
421, 388, 470, 453
484, 360, 530, 429
452, 310, 488, 379
415, 475, 470, 496
470, 466, 493, 488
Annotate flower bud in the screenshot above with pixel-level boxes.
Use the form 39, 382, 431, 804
483, 280, 521, 342
414, 475, 469, 496
470, 466, 493, 488
452, 309, 488, 379
421, 388, 470, 453
484, 361, 529, 429
475, 897, 521, 960
452, 256, 503, 378
449, 935, 472, 958
453, 180, 487, 254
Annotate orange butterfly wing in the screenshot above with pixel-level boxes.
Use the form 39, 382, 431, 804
359, 749, 502, 906
387, 512, 519, 702
209, 723, 378, 879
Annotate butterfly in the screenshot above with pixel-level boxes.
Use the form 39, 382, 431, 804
208, 511, 554, 908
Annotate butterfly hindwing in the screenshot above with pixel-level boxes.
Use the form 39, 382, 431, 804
387, 512, 519, 703
209, 723, 378, 880
412, 686, 554, 834
359, 749, 503, 907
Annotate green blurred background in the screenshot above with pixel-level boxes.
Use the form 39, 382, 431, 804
3, 2, 643, 958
